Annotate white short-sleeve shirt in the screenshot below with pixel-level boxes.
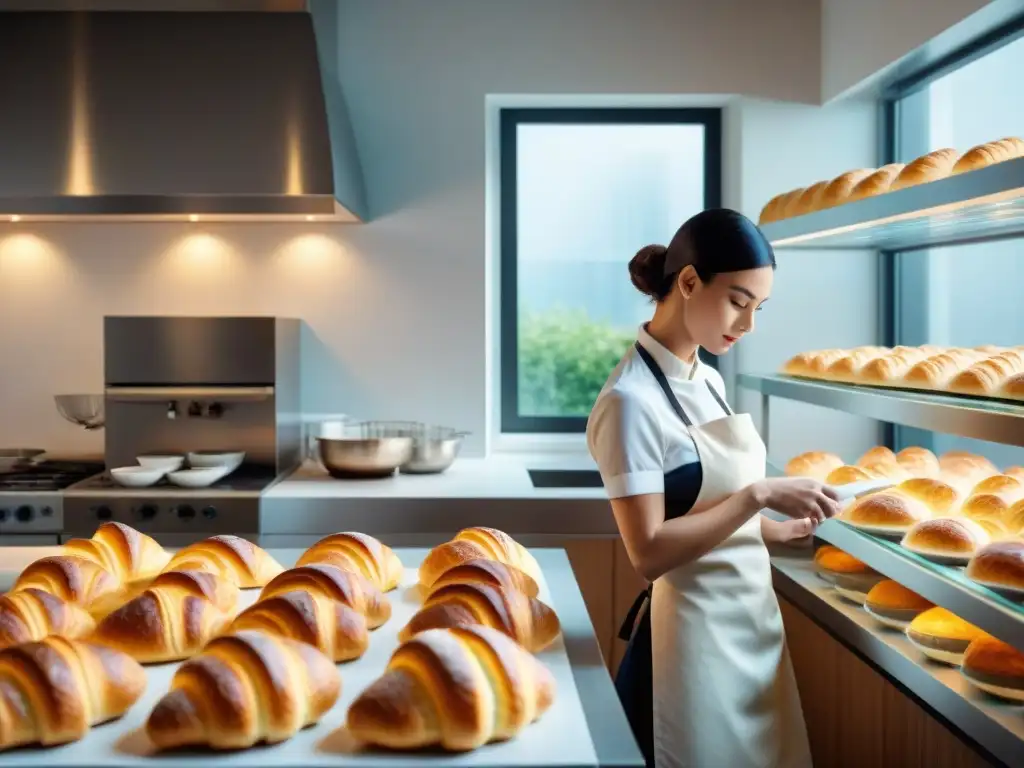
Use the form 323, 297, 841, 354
586, 324, 731, 500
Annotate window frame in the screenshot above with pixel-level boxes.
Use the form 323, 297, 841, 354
498, 106, 723, 434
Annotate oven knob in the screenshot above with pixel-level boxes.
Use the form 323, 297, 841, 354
137, 504, 158, 520
15, 506, 33, 522
176, 505, 196, 520
201, 506, 216, 519
40, 506, 53, 517
95, 505, 113, 520
0, 508, 8, 521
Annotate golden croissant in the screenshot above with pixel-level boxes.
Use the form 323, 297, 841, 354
0, 636, 146, 750
146, 630, 341, 750
259, 563, 391, 628
88, 571, 235, 663
346, 625, 556, 751
426, 557, 540, 599
62, 521, 171, 584
400, 582, 560, 652
419, 527, 541, 587
12, 555, 126, 616
229, 589, 369, 662
295, 531, 404, 592
162, 534, 285, 588
0, 587, 96, 650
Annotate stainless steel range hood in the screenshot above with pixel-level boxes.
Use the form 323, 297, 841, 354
0, 5, 368, 222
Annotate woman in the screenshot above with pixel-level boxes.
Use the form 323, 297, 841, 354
586, 208, 841, 768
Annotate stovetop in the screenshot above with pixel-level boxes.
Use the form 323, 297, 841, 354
0, 460, 106, 492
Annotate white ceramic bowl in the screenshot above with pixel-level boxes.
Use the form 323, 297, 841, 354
167, 466, 231, 488
137, 454, 185, 472
187, 450, 245, 472
110, 466, 166, 488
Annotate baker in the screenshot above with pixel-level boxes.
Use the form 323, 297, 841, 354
586, 208, 841, 768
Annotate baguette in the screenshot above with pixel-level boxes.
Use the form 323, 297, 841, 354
788, 180, 830, 217
0, 588, 96, 650
163, 535, 284, 588
890, 148, 960, 191
758, 191, 790, 225
259, 563, 391, 628
295, 532, 404, 592
62, 522, 171, 584
951, 137, 1024, 175
847, 163, 905, 201
419, 527, 541, 588
818, 169, 874, 210
946, 351, 1024, 396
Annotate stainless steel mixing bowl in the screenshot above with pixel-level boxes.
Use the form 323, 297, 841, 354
316, 436, 414, 479
399, 430, 467, 474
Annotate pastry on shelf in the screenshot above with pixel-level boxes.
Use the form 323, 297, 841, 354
856, 348, 932, 387
781, 349, 848, 378
419, 527, 542, 588
0, 588, 96, 650
901, 350, 978, 391
345, 625, 556, 752
11, 555, 126, 617
946, 350, 1024, 397
863, 580, 933, 630
1005, 499, 1024, 538
856, 446, 898, 468
163, 535, 285, 588
858, 461, 912, 483
961, 474, 1024, 533
784, 451, 844, 482
425, 558, 541, 599
0, 636, 146, 751
846, 163, 905, 202
757, 190, 790, 225
894, 447, 940, 478
146, 630, 341, 750
1005, 465, 1024, 483
839, 486, 933, 537
951, 137, 1024, 175
817, 168, 874, 210
824, 348, 890, 384
259, 563, 391, 629
895, 478, 962, 517
88, 570, 237, 663
960, 634, 1024, 702
939, 452, 999, 493
824, 464, 882, 486
999, 372, 1024, 402
900, 517, 991, 565
906, 606, 989, 666
811, 546, 884, 602
889, 148, 960, 192
788, 180, 831, 218
61, 522, 171, 586
399, 582, 560, 653
228, 590, 370, 662
295, 532, 404, 592
965, 541, 1024, 597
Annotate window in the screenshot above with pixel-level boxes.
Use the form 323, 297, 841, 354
499, 108, 722, 433
891, 31, 1024, 466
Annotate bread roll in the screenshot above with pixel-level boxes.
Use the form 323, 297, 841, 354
947, 351, 1024, 396
296, 532, 404, 592
824, 348, 888, 383
0, 588, 96, 650
825, 464, 880, 486
857, 349, 930, 386
961, 475, 1024, 532
951, 137, 1024, 175
12, 556, 126, 616
784, 451, 844, 481
781, 349, 846, 378
345, 625, 556, 752
1004, 466, 1024, 483
900, 517, 990, 563
420, 528, 541, 588
939, 452, 999, 493
961, 634, 1024, 702
840, 490, 931, 534
901, 351, 976, 390
847, 163, 905, 201
259, 563, 392, 629
1005, 499, 1024, 537
895, 446, 940, 478
895, 477, 962, 516
426, 558, 541, 599
889, 148, 960, 192
0, 637, 146, 750
906, 606, 988, 665
163, 535, 285, 588
811, 546, 883, 600
860, 461, 912, 483
818, 169, 874, 209
999, 373, 1024, 401
864, 580, 933, 629
965, 541, 1024, 593
62, 522, 171, 585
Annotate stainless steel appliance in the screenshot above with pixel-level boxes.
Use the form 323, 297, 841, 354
63, 316, 301, 545
0, 460, 105, 545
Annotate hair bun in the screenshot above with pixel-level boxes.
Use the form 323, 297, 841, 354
629, 244, 669, 298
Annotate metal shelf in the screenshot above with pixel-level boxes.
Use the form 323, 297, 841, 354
739, 373, 1024, 447
760, 156, 1024, 251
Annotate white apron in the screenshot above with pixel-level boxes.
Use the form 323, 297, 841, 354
636, 344, 812, 768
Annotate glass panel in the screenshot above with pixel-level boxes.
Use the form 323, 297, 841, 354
515, 122, 706, 418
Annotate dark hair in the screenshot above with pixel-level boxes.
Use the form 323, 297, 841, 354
628, 208, 776, 301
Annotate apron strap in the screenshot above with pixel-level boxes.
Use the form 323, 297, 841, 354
617, 585, 653, 641
704, 380, 733, 415
634, 342, 693, 426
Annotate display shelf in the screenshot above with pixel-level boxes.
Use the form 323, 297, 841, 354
759, 156, 1024, 251
771, 555, 1024, 768
738, 373, 1024, 447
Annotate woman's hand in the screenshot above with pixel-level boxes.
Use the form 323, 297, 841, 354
753, 477, 841, 523
761, 516, 817, 545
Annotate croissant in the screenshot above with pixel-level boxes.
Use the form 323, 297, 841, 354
0, 588, 96, 650
419, 527, 541, 588
295, 532, 404, 592
400, 582, 560, 652
144, 567, 240, 612
12, 555, 126, 615
228, 590, 369, 662
0, 636, 146, 750
346, 625, 556, 752
426, 558, 540, 599
163, 534, 284, 588
146, 630, 341, 750
259, 563, 391, 629
88, 571, 234, 663
62, 522, 171, 584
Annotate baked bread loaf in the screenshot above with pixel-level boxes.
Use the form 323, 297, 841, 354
295, 532, 404, 592
62, 522, 171, 584
811, 546, 883, 600
818, 169, 874, 209
962, 474, 1024, 532
1000, 372, 1024, 401
228, 590, 369, 662
163, 535, 284, 588
0, 636, 146, 750
420, 527, 542, 588
784, 451, 844, 481
857, 348, 932, 386
399, 582, 560, 653
961, 634, 1024, 702
839, 489, 931, 534
894, 477, 962, 516
895, 446, 940, 478
1005, 499, 1024, 538
825, 349, 888, 383
346, 625, 556, 752
146, 630, 341, 750
426, 558, 541, 599
789, 180, 830, 217
779, 187, 811, 219
825, 464, 880, 486
889, 148, 960, 191
951, 137, 1024, 175
88, 571, 235, 663
947, 351, 1024, 396
259, 563, 391, 629
965, 541, 1024, 593
757, 191, 790, 225
900, 517, 990, 562
847, 163, 905, 201
857, 446, 898, 468
902, 351, 975, 390
906, 606, 988, 665
859, 461, 912, 483
12, 555, 125, 615
939, 452, 999, 492
1005, 465, 1024, 483
781, 349, 847, 378
0, 588, 96, 650
864, 580, 933, 628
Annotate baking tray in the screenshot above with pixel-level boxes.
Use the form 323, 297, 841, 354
2, 547, 598, 767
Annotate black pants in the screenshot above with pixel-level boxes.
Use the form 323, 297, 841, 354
614, 587, 654, 768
